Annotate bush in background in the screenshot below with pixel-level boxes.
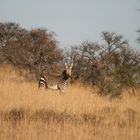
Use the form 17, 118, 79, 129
0, 22, 64, 80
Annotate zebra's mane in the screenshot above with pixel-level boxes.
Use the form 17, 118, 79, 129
62, 70, 70, 80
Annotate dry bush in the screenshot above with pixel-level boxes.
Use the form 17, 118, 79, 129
0, 22, 64, 80
68, 32, 140, 97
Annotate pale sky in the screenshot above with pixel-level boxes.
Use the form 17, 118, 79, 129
0, 0, 140, 49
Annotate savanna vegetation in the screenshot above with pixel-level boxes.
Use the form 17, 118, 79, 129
0, 65, 140, 140
0, 22, 140, 140
0, 22, 140, 97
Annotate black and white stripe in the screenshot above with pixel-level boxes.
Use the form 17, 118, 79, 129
38, 75, 47, 89
57, 73, 70, 93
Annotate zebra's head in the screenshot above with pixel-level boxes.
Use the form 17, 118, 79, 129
64, 62, 73, 77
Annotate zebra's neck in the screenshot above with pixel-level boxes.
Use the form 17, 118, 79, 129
62, 74, 70, 81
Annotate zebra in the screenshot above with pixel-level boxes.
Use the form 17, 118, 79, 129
39, 63, 73, 93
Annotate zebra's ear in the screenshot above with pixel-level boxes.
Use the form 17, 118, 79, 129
65, 62, 68, 68
70, 63, 73, 68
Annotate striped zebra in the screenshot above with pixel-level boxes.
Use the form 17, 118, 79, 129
39, 63, 73, 93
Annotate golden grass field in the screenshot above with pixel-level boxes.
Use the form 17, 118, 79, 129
0, 65, 140, 140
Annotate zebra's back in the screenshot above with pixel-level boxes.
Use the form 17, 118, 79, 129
39, 74, 70, 93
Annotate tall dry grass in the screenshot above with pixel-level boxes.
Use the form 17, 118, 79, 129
0, 65, 140, 140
